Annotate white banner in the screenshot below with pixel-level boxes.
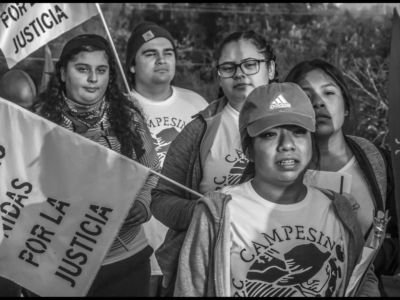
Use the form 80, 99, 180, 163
0, 3, 99, 68
0, 97, 150, 296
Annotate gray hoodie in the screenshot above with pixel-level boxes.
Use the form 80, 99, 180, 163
174, 188, 380, 297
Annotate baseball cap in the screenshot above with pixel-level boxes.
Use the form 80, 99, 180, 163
125, 21, 176, 68
239, 82, 315, 139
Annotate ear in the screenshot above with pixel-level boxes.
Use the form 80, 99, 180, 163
267, 60, 276, 81
129, 65, 136, 74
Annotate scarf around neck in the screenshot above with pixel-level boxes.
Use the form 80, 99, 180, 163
62, 93, 108, 133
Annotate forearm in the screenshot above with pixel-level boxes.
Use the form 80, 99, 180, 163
151, 186, 199, 230
133, 171, 158, 222
151, 119, 203, 230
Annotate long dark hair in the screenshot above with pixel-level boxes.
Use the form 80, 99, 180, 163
215, 30, 279, 98
284, 59, 354, 119
33, 34, 145, 158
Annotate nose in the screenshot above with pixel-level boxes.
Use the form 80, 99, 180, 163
156, 53, 166, 65
312, 93, 325, 109
278, 130, 295, 152
87, 70, 98, 83
233, 65, 245, 79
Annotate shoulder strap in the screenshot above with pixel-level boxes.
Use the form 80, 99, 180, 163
317, 187, 335, 201
346, 135, 387, 211
316, 187, 360, 212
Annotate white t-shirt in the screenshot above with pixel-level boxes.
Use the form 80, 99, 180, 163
132, 86, 207, 276
199, 103, 248, 194
304, 156, 374, 237
131, 86, 208, 166
222, 182, 347, 297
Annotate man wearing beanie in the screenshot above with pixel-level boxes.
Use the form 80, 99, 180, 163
125, 21, 208, 296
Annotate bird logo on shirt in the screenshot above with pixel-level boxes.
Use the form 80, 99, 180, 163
151, 127, 179, 165
243, 243, 342, 297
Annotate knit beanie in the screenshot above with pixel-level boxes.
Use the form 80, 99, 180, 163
125, 21, 176, 68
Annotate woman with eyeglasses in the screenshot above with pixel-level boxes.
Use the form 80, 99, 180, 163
150, 30, 278, 296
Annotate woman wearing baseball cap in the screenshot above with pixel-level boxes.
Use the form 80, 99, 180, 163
173, 82, 379, 297
31, 34, 160, 296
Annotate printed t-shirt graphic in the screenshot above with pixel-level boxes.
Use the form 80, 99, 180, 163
131, 87, 208, 166
199, 103, 248, 193
222, 182, 347, 297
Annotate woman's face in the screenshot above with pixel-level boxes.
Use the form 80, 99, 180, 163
252, 125, 312, 186
218, 39, 274, 111
61, 50, 110, 105
297, 69, 346, 138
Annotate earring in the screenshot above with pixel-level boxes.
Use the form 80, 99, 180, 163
268, 61, 276, 80
344, 110, 349, 116
268, 70, 274, 81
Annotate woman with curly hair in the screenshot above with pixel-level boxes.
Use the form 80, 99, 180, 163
31, 34, 159, 296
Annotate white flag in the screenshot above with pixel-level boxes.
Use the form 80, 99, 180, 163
0, 3, 99, 68
0, 97, 150, 296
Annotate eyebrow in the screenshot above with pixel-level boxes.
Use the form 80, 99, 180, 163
321, 82, 339, 89
142, 48, 174, 54
74, 63, 109, 68
219, 57, 264, 64
300, 82, 338, 90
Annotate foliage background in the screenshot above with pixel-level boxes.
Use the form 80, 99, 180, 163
0, 3, 398, 149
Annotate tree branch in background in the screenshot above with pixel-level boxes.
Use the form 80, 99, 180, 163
344, 70, 383, 105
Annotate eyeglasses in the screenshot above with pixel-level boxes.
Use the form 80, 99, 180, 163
216, 59, 269, 78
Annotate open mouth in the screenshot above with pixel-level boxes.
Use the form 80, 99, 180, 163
278, 159, 297, 166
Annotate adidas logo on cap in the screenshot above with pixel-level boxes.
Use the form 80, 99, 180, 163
269, 94, 291, 110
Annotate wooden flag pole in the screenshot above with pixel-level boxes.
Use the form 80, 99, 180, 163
95, 3, 131, 96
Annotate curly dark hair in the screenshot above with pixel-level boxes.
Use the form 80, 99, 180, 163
32, 34, 145, 158
214, 30, 279, 98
